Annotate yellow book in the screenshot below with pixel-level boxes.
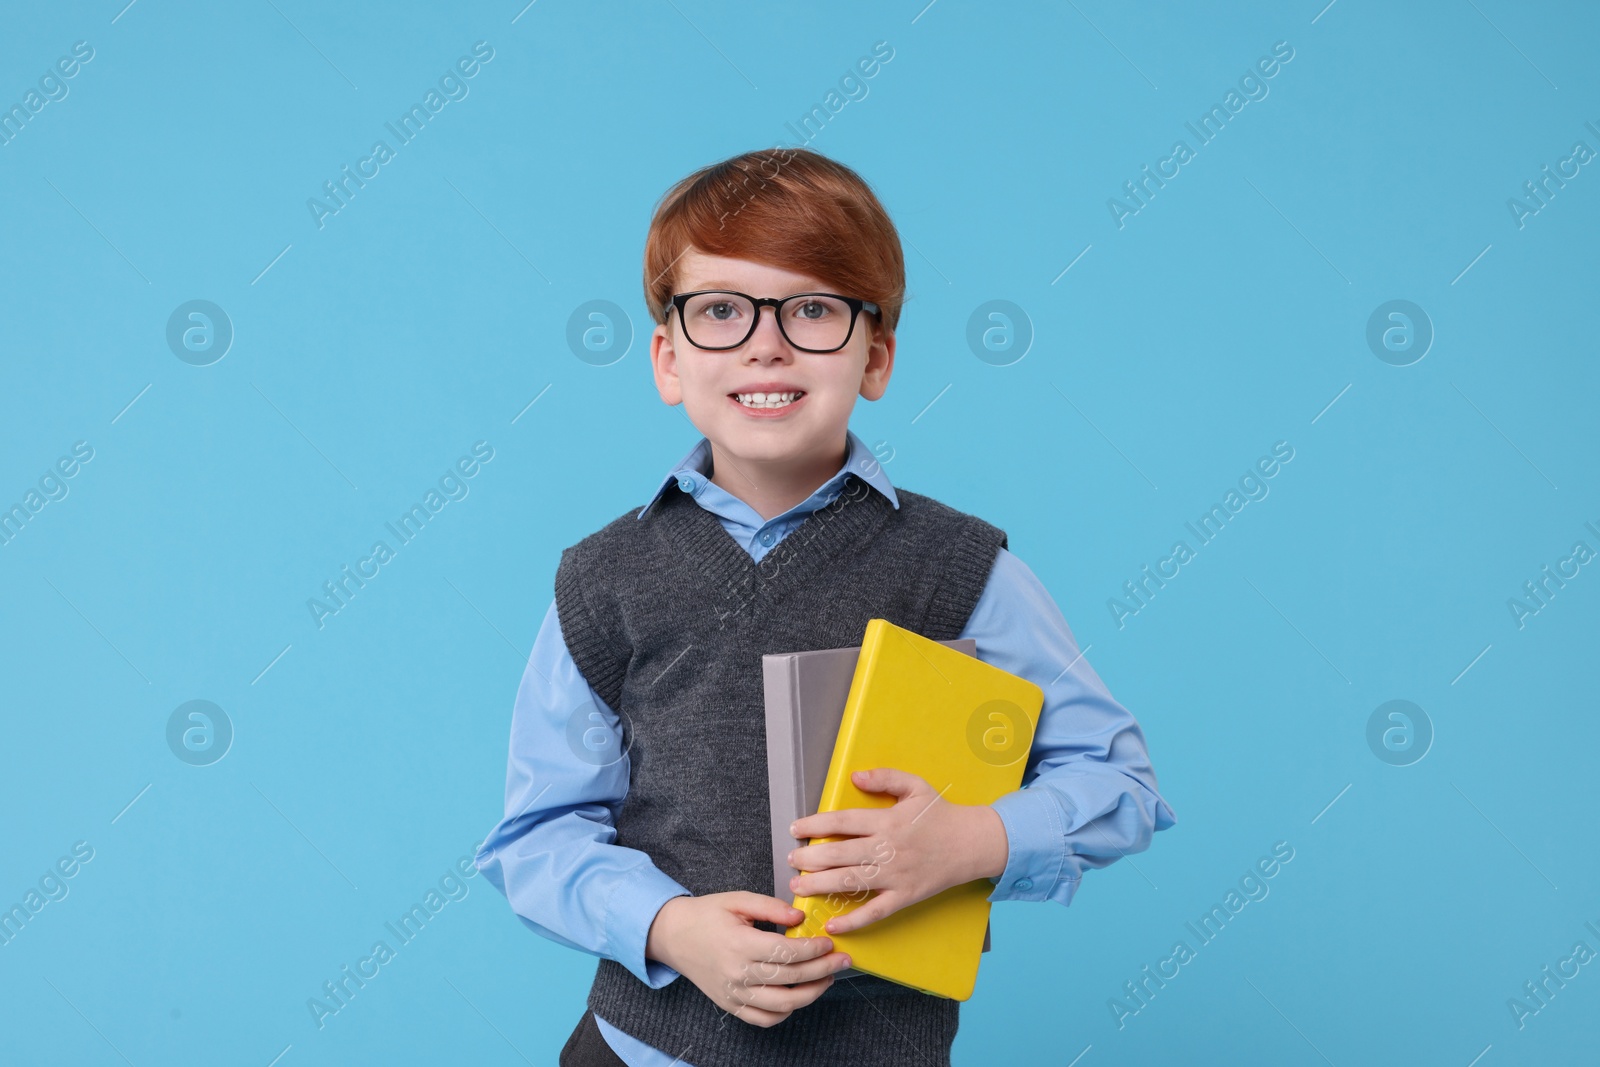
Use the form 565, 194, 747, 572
786, 617, 1044, 1000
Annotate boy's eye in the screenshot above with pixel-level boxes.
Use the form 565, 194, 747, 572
794, 300, 831, 320
705, 302, 739, 320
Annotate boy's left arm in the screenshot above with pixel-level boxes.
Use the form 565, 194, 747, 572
789, 547, 1177, 933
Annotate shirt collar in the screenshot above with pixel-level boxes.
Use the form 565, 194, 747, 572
637, 428, 898, 520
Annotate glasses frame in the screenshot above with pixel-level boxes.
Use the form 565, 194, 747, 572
663, 289, 881, 353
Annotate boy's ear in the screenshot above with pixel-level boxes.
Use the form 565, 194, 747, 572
650, 322, 683, 406
859, 321, 895, 402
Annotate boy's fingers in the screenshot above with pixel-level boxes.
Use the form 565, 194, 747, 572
728, 891, 806, 926
732, 973, 835, 1016
741, 927, 835, 964
734, 944, 850, 988
792, 865, 884, 899
823, 894, 896, 935
852, 766, 924, 797
790, 838, 873, 873
792, 809, 884, 841
720, 999, 789, 1028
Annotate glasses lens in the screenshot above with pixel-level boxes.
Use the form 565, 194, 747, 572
681, 292, 757, 348
781, 295, 853, 351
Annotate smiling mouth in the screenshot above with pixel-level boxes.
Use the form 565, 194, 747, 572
729, 390, 806, 410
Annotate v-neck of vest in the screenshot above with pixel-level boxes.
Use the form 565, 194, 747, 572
650, 473, 895, 604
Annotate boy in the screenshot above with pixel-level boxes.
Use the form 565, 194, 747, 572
475, 147, 1176, 1067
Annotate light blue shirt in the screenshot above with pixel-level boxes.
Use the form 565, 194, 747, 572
475, 429, 1177, 1067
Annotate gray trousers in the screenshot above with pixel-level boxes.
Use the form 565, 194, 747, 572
559, 1011, 627, 1067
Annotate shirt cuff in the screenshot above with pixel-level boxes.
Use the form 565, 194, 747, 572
606, 863, 693, 988
986, 787, 1077, 905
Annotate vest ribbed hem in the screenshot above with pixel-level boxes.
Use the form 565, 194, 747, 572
588, 959, 959, 1067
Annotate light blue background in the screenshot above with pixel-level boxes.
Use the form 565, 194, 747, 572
2, 1, 1596, 1064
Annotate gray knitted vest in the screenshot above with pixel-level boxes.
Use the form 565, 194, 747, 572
553, 471, 1008, 1067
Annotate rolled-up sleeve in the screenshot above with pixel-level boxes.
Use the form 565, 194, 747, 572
475, 599, 690, 987
961, 549, 1177, 907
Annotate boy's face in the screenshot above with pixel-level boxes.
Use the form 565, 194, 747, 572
650, 249, 894, 470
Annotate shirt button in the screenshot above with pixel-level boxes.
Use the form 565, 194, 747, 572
677, 476, 695, 493
1013, 877, 1033, 891
759, 530, 775, 546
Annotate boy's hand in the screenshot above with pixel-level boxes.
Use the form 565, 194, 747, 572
644, 892, 852, 1028
787, 768, 1009, 935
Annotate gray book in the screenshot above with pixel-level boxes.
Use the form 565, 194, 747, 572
762, 638, 991, 978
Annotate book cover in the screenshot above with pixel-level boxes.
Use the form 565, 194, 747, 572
784, 617, 1044, 1000
762, 638, 991, 978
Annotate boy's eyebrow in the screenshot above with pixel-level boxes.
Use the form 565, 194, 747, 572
679, 282, 828, 293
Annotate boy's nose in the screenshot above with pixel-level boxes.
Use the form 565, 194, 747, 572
742, 307, 794, 360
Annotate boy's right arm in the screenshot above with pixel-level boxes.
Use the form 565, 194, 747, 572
475, 600, 848, 1023
474, 599, 693, 989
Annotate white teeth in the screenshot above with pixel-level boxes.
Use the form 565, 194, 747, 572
734, 391, 803, 408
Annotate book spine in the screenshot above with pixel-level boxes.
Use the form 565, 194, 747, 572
764, 656, 802, 901
788, 665, 805, 831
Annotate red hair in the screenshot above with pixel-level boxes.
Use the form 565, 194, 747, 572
642, 147, 905, 333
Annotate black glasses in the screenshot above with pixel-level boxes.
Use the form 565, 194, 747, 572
664, 290, 880, 353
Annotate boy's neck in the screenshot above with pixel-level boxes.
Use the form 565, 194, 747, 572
705, 436, 849, 522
